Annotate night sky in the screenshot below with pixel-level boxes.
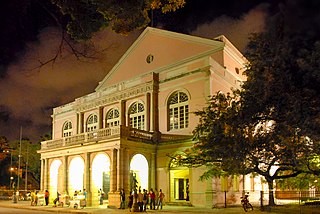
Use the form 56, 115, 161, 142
0, 0, 298, 142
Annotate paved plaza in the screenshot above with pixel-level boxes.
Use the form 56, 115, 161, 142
0, 200, 270, 214
1, 200, 320, 214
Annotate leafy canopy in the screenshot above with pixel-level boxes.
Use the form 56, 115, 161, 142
51, 0, 185, 40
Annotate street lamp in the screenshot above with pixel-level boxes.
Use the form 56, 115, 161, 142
3, 149, 12, 189
5, 149, 18, 203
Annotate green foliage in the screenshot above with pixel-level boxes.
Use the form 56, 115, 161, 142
178, 91, 312, 182
8, 139, 41, 188
277, 174, 320, 190
176, 2, 320, 200
51, 0, 185, 40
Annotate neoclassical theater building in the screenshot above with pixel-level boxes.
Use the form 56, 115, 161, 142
38, 27, 252, 208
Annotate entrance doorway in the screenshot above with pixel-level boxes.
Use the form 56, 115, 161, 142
92, 153, 110, 201
69, 157, 84, 194
170, 160, 189, 201
49, 159, 62, 201
130, 154, 148, 192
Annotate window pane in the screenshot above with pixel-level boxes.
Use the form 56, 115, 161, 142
129, 102, 145, 130
168, 92, 189, 130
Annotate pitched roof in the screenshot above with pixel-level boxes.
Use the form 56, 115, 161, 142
95, 27, 224, 91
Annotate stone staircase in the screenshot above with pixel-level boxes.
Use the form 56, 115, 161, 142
165, 201, 193, 206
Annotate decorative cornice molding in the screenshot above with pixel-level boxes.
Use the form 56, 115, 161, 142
73, 82, 154, 112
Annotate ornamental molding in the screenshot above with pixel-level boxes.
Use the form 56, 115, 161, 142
73, 82, 154, 112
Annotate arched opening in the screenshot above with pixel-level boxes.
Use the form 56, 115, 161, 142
130, 154, 148, 192
69, 157, 84, 195
128, 102, 145, 130
167, 91, 189, 131
92, 153, 110, 202
169, 160, 190, 202
49, 159, 62, 201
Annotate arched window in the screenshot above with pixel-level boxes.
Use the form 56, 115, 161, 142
106, 108, 120, 128
87, 114, 98, 132
62, 121, 72, 137
129, 102, 145, 130
168, 91, 189, 130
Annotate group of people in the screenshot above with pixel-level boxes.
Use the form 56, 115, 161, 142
125, 188, 165, 212
53, 189, 87, 207
30, 189, 49, 206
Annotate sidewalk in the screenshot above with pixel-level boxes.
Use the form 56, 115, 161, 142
0, 200, 275, 214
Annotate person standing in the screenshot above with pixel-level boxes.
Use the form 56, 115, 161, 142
44, 190, 49, 206
142, 189, 148, 211
98, 188, 104, 205
157, 189, 165, 210
30, 190, 36, 206
119, 189, 126, 209
137, 189, 144, 212
83, 189, 87, 199
149, 189, 156, 210
128, 192, 134, 212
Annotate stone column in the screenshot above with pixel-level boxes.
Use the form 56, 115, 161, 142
117, 148, 124, 191
123, 149, 130, 193
108, 148, 119, 208
52, 115, 56, 139
40, 159, 44, 191
84, 152, 92, 206
78, 112, 84, 133
110, 149, 118, 192
152, 73, 159, 132
43, 158, 49, 190
63, 156, 68, 194
120, 100, 126, 126
151, 153, 156, 189
99, 107, 104, 129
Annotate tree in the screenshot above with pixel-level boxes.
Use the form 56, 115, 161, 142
242, 0, 320, 143
0, 139, 41, 189
176, 91, 317, 206
175, 0, 320, 206
51, 0, 186, 41
0, 0, 185, 73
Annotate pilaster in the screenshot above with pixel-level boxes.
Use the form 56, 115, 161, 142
110, 149, 117, 192
151, 153, 156, 189
40, 159, 44, 191
63, 155, 68, 194
146, 93, 151, 132
120, 100, 126, 126
43, 158, 49, 190
99, 107, 104, 129
84, 152, 92, 206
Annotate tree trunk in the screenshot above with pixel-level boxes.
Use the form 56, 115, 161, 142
267, 180, 276, 206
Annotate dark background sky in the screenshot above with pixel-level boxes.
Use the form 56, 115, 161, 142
0, 0, 285, 142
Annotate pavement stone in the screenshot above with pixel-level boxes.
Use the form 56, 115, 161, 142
0, 200, 279, 214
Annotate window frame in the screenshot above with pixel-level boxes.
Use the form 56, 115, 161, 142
86, 114, 98, 132
128, 101, 145, 130
62, 121, 73, 137
106, 108, 120, 128
168, 91, 189, 131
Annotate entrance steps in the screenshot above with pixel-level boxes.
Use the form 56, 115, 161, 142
165, 201, 193, 206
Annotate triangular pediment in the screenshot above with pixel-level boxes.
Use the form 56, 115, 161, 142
95, 27, 224, 91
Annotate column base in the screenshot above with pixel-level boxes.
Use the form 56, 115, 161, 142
108, 192, 120, 208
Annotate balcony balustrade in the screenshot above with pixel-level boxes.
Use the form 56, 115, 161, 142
40, 126, 154, 150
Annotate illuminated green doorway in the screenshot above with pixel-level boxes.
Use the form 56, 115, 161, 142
170, 162, 190, 201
